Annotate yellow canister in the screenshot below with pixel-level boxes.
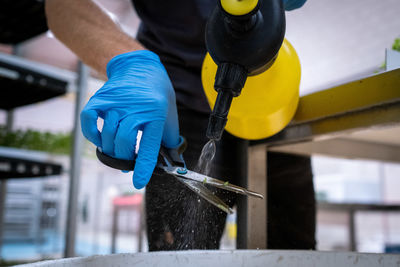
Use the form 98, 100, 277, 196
220, 0, 259, 16
201, 39, 301, 140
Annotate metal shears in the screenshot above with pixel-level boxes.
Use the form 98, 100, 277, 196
96, 137, 263, 214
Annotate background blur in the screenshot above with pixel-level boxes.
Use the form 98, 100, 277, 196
0, 0, 399, 264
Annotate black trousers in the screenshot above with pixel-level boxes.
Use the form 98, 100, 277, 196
145, 106, 316, 250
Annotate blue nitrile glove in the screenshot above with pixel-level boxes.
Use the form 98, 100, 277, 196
283, 0, 307, 11
80, 50, 180, 189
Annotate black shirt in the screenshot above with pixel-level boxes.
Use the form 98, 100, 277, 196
131, 0, 217, 113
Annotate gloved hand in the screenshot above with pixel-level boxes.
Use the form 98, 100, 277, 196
283, 0, 307, 11
81, 50, 180, 189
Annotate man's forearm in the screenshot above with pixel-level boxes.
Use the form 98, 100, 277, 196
45, 0, 145, 76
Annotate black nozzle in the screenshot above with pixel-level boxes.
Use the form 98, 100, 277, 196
206, 91, 233, 140
206, 63, 247, 141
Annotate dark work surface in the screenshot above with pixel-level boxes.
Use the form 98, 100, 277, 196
0, 0, 48, 44
0, 60, 67, 110
0, 155, 62, 180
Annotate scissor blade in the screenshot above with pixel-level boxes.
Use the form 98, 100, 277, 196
174, 176, 233, 214
164, 167, 263, 199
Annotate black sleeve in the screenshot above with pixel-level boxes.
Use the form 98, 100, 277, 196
0, 0, 48, 44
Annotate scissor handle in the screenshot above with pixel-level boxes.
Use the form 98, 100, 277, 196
96, 136, 187, 171
96, 148, 135, 171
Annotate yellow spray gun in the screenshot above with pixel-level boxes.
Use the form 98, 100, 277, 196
202, 0, 301, 140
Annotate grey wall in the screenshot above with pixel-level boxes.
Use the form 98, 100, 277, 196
285, 0, 400, 95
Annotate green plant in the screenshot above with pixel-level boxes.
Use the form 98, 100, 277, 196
392, 38, 400, 52
0, 126, 71, 154
375, 37, 400, 73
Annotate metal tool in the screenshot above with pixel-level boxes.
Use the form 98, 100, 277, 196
96, 137, 263, 214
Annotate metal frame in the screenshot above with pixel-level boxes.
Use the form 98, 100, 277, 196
268, 138, 400, 164
0, 108, 14, 258
64, 62, 89, 257
0, 53, 76, 92
237, 145, 267, 249
0, 181, 5, 256
240, 68, 400, 249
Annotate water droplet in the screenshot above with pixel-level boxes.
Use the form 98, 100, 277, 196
195, 139, 216, 175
